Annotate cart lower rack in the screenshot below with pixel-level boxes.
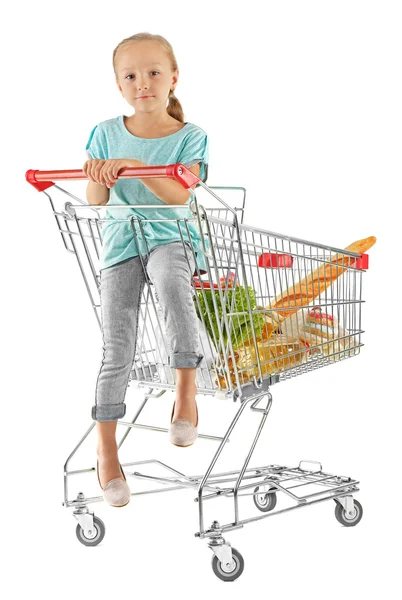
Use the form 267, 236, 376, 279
27, 164, 368, 581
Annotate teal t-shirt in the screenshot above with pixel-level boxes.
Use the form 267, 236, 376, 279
85, 115, 209, 272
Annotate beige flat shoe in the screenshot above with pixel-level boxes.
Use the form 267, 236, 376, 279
96, 459, 131, 507
169, 400, 198, 447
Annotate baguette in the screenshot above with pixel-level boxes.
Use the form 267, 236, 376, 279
268, 236, 376, 317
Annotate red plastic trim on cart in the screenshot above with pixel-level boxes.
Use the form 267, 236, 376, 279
355, 254, 369, 270
193, 279, 236, 290
193, 271, 236, 290
25, 164, 200, 191
193, 279, 219, 289
25, 170, 55, 192
258, 253, 294, 268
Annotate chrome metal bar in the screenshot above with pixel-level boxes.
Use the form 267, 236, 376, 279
233, 393, 273, 522
196, 487, 360, 538
197, 394, 261, 533
115, 390, 155, 450
235, 477, 359, 500
63, 422, 96, 506
117, 420, 224, 442
131, 471, 223, 494
62, 211, 102, 329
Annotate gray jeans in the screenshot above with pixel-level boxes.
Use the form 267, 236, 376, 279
93, 241, 203, 422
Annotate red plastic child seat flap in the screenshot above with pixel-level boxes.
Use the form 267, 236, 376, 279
258, 253, 294, 268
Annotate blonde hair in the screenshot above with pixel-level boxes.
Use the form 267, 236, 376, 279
113, 32, 184, 123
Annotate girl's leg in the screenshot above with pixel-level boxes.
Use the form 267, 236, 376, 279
175, 367, 198, 424
147, 242, 202, 426
94, 256, 145, 486
96, 421, 119, 488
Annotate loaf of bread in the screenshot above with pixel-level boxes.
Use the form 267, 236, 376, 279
215, 334, 308, 388
268, 236, 376, 317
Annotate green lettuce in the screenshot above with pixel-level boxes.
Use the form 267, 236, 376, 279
195, 284, 264, 350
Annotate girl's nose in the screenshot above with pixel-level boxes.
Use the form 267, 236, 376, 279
137, 79, 149, 90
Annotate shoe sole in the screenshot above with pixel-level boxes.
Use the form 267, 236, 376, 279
107, 496, 131, 508
170, 440, 196, 447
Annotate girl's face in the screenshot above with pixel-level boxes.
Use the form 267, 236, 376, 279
115, 41, 178, 114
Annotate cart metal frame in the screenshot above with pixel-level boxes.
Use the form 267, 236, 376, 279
27, 164, 366, 580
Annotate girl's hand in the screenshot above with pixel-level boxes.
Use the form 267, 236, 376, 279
83, 159, 137, 188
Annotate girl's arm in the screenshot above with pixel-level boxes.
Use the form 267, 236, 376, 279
83, 159, 111, 205
86, 180, 110, 205
129, 159, 200, 205
88, 159, 201, 205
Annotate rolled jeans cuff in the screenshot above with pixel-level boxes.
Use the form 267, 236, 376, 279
91, 403, 126, 422
169, 352, 203, 369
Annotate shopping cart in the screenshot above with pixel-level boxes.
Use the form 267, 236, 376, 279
26, 163, 368, 581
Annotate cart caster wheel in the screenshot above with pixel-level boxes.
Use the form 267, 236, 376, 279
76, 516, 105, 546
253, 481, 277, 512
211, 547, 244, 581
334, 499, 363, 527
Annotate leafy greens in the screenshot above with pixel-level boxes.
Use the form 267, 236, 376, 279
195, 283, 264, 350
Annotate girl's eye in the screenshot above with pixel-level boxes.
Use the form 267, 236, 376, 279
126, 71, 159, 80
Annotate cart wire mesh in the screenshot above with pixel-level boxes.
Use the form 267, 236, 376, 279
42, 181, 366, 402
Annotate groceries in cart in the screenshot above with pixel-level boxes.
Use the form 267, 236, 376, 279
230, 335, 309, 383
280, 307, 353, 358
270, 235, 376, 358
195, 271, 265, 349
194, 270, 308, 387
268, 236, 376, 318
194, 235, 376, 388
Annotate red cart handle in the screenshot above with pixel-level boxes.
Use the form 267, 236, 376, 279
25, 164, 201, 193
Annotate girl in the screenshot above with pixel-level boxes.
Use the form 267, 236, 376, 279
83, 32, 209, 507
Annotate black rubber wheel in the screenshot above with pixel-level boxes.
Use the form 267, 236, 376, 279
253, 480, 277, 512
76, 516, 106, 546
211, 547, 244, 581
334, 499, 363, 527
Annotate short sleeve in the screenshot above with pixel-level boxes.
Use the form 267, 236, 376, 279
177, 128, 209, 185
85, 124, 108, 160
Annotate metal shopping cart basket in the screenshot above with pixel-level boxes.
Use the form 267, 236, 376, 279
26, 163, 369, 581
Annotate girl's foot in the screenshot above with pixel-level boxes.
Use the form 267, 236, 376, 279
96, 444, 131, 507
96, 443, 124, 487
169, 399, 198, 447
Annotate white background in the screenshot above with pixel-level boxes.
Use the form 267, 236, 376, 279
3, 0, 401, 596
